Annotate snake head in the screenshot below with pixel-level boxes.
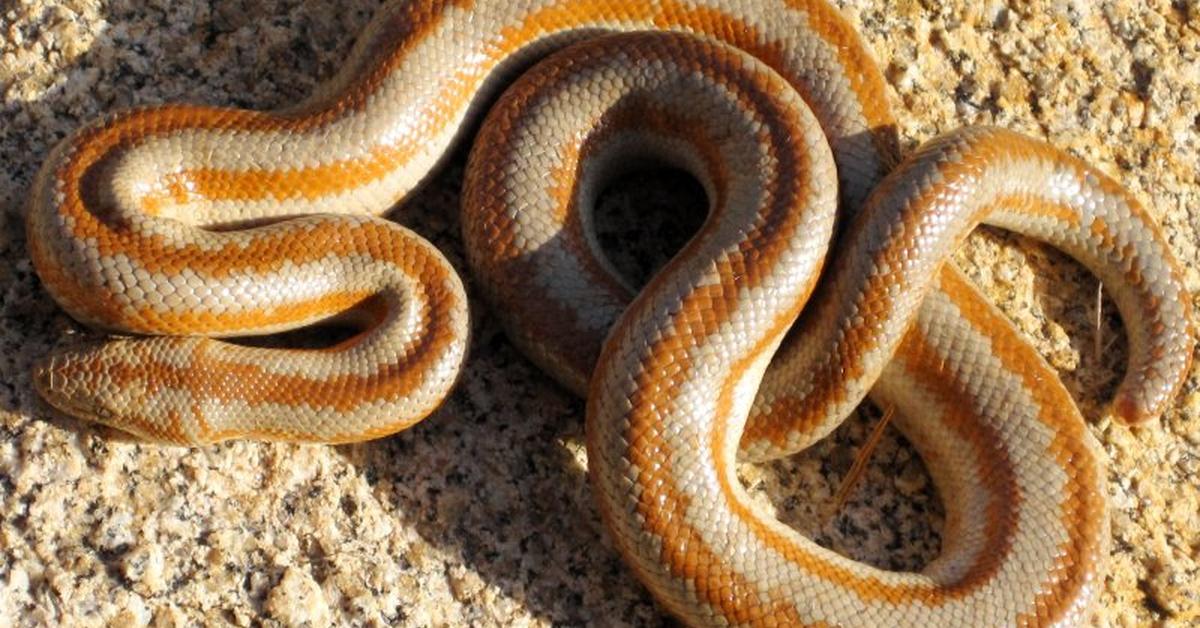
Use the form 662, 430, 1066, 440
33, 340, 188, 444
35, 343, 121, 421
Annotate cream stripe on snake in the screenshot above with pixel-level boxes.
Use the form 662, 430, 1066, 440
464, 33, 1128, 624
25, 0, 1194, 626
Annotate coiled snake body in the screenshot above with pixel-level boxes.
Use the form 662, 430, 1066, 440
26, 1, 1194, 625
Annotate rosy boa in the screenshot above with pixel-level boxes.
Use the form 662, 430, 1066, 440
25, 1, 1194, 625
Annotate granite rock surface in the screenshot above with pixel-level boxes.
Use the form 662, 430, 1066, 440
1, 0, 1197, 625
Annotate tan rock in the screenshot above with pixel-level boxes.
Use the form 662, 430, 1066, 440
264, 566, 332, 627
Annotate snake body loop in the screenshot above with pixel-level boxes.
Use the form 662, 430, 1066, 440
26, 1, 1194, 625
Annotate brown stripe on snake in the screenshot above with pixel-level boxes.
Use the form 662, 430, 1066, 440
658, 267, 1104, 621
701, 279, 1088, 611
467, 84, 736, 392
742, 127, 1193, 461
35, 241, 466, 443
740, 141, 1036, 448
43, 0, 893, 234
711, 336, 1021, 604
50, 290, 454, 411
462, 23, 1188, 628
940, 284, 1104, 627
571, 35, 834, 622
32, 0, 899, 336
613, 300, 813, 624
34, 180, 443, 332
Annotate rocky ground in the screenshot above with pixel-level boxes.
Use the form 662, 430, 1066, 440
1, 0, 1197, 625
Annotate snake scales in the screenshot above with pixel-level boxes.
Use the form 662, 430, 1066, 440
25, 1, 1194, 625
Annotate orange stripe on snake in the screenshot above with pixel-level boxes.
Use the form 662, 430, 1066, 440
26, 0, 1193, 625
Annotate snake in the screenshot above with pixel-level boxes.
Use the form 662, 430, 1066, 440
24, 0, 1194, 625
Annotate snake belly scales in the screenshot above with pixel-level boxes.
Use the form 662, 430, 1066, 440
24, 0, 1194, 626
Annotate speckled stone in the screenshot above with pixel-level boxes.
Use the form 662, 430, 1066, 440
1, 1, 1197, 626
